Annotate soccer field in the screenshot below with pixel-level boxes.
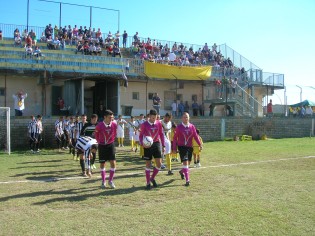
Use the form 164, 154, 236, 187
0, 138, 314, 236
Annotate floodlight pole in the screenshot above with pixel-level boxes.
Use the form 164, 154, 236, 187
296, 85, 302, 102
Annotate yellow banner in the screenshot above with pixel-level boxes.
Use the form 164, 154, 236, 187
144, 61, 211, 80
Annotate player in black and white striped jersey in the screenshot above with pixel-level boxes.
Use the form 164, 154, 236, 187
34, 115, 43, 152
80, 114, 98, 169
27, 115, 37, 152
73, 114, 87, 158
62, 116, 70, 150
75, 136, 98, 177
68, 117, 76, 158
55, 116, 65, 152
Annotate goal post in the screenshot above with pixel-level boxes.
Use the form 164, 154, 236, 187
0, 107, 11, 155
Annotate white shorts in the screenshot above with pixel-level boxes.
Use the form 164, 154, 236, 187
164, 137, 171, 155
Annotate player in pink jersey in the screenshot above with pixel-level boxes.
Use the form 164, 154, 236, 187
95, 110, 118, 189
172, 112, 202, 186
139, 109, 165, 190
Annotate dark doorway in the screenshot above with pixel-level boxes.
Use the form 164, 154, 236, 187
93, 81, 118, 115
51, 86, 62, 116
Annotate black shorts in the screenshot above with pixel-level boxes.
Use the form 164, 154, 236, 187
98, 143, 116, 163
178, 146, 193, 162
143, 142, 162, 160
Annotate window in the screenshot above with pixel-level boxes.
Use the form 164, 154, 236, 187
0, 88, 5, 96
192, 94, 197, 102
132, 92, 139, 100
176, 94, 183, 101
148, 93, 154, 100
178, 82, 184, 89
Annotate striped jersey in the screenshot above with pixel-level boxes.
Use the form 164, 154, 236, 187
28, 119, 37, 134
81, 122, 98, 138
75, 136, 98, 159
55, 119, 64, 137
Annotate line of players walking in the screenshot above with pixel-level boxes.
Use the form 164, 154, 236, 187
29, 110, 203, 190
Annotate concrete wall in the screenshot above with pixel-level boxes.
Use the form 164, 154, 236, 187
4, 116, 314, 150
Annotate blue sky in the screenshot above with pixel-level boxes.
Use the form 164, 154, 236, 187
1, 0, 314, 105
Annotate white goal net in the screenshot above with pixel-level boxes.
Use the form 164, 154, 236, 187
0, 107, 11, 155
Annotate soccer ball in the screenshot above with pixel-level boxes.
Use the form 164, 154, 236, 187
143, 136, 153, 148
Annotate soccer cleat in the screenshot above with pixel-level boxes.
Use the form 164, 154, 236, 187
167, 170, 174, 175
179, 171, 185, 180
161, 164, 166, 169
87, 171, 92, 178
197, 163, 201, 168
82, 172, 87, 177
185, 181, 190, 186
101, 182, 106, 189
108, 181, 116, 189
145, 184, 151, 190
194, 164, 197, 168
150, 179, 157, 188
76, 157, 79, 161
91, 164, 96, 169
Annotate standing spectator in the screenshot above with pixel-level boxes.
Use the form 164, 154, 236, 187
231, 77, 238, 98
300, 106, 306, 118
125, 59, 130, 73
305, 105, 313, 117
199, 102, 205, 116
184, 101, 190, 114
172, 112, 202, 186
133, 32, 139, 44
13, 91, 27, 116
171, 100, 177, 117
209, 104, 215, 117
139, 109, 165, 190
178, 101, 184, 117
0, 30, 3, 41
95, 109, 118, 189
267, 99, 273, 117
152, 93, 162, 114
192, 101, 199, 116
122, 30, 128, 48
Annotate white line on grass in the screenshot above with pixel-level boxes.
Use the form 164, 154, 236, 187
0, 156, 314, 185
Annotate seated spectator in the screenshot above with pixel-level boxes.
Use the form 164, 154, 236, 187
52, 36, 60, 49
95, 44, 102, 55
75, 41, 84, 54
33, 46, 42, 58
169, 51, 176, 62
22, 29, 28, 41
25, 44, 33, 58
14, 28, 20, 38
40, 32, 47, 42
46, 36, 53, 49
24, 35, 33, 48
99, 36, 104, 47
113, 45, 121, 57
29, 30, 37, 47
89, 43, 96, 55
14, 35, 22, 47
107, 45, 113, 56
83, 42, 89, 55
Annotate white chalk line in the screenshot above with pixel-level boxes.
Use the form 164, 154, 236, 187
0, 156, 314, 185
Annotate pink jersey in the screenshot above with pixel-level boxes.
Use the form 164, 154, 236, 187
139, 120, 165, 147
172, 122, 201, 150
95, 120, 117, 145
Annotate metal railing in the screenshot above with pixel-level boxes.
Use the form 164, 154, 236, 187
234, 84, 264, 117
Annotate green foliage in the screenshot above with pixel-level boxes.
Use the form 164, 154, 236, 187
0, 138, 314, 235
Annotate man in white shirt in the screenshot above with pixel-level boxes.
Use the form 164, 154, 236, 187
13, 91, 27, 116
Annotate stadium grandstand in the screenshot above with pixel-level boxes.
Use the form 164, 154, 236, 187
0, 22, 284, 117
